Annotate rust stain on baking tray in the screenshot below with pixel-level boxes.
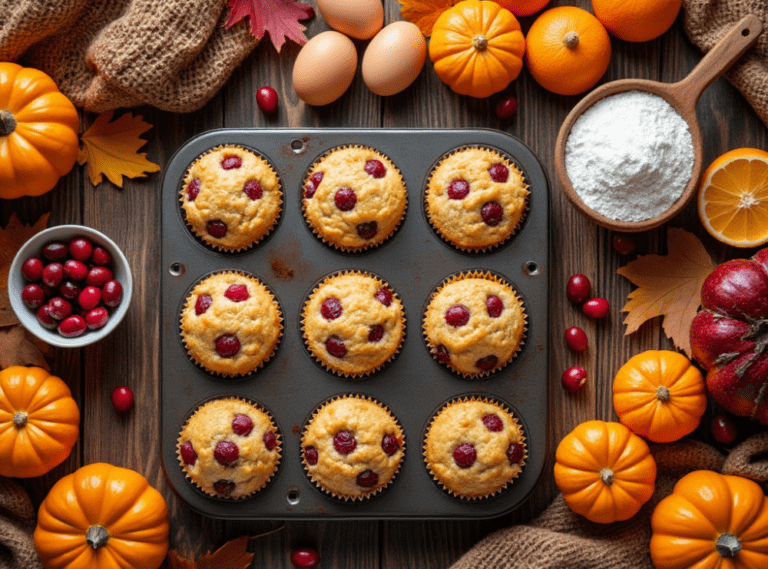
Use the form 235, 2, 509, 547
267, 235, 313, 280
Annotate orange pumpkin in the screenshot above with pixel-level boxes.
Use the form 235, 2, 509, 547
495, 0, 549, 18
34, 463, 169, 569
554, 420, 656, 523
592, 0, 682, 43
0, 62, 79, 199
613, 350, 707, 443
0, 366, 79, 478
429, 0, 526, 98
651, 470, 768, 569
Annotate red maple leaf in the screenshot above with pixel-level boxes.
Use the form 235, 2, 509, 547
226, 0, 315, 53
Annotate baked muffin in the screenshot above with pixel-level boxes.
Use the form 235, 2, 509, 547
180, 271, 282, 377
424, 397, 526, 499
425, 147, 529, 251
423, 271, 525, 378
181, 145, 282, 251
302, 146, 407, 251
302, 271, 405, 377
301, 395, 404, 500
177, 398, 281, 499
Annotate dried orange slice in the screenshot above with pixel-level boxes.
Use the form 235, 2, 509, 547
698, 148, 768, 248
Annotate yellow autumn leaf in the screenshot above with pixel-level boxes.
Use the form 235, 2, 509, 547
77, 111, 161, 187
398, 0, 458, 36
616, 228, 716, 357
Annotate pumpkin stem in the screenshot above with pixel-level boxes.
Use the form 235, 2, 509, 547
12, 412, 27, 427
716, 533, 742, 558
85, 525, 110, 550
0, 110, 16, 136
563, 31, 580, 49
600, 467, 614, 486
655, 385, 671, 402
472, 35, 488, 51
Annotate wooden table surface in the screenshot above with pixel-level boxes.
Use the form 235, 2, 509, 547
5, 0, 768, 566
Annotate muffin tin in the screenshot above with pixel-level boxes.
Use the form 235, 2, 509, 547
160, 128, 549, 520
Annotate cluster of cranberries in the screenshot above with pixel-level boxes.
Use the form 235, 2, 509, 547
195, 283, 252, 358
320, 286, 392, 359
21, 237, 123, 338
452, 414, 523, 469
447, 163, 509, 227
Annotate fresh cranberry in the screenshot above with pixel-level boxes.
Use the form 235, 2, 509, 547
195, 294, 212, 315
221, 155, 242, 170
482, 414, 503, 432
374, 287, 392, 306
566, 274, 591, 304
256, 86, 279, 114
206, 219, 228, 238
486, 295, 503, 317
214, 440, 239, 464
90, 246, 112, 266
321, 297, 342, 320
445, 305, 470, 327
48, 297, 73, 320
263, 430, 277, 451
583, 298, 609, 319
180, 441, 197, 465
356, 221, 378, 240
612, 234, 637, 255
356, 470, 378, 487
21, 284, 45, 309
85, 307, 109, 330
42, 263, 64, 288
364, 159, 386, 178
476, 355, 499, 371
36, 305, 56, 329
58, 315, 86, 337
325, 336, 346, 358
68, 237, 93, 261
447, 179, 470, 200
185, 178, 200, 201
102, 280, 123, 307
495, 96, 518, 120
334, 187, 357, 211
224, 284, 249, 302
86, 266, 113, 288
453, 443, 477, 468
711, 414, 738, 445
63, 259, 87, 281
291, 548, 321, 569
213, 480, 236, 496
488, 163, 509, 183
562, 366, 587, 393
305, 171, 324, 198
42, 243, 67, 261
243, 180, 263, 200
333, 431, 356, 454
215, 335, 241, 358
110, 386, 134, 412
481, 202, 503, 226
507, 443, 524, 464
231, 414, 253, 436
21, 257, 44, 281
78, 286, 102, 311
381, 434, 399, 455
434, 345, 450, 363
59, 281, 81, 300
368, 324, 384, 342
304, 446, 319, 465
564, 326, 588, 351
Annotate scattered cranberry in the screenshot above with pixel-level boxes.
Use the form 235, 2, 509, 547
78, 286, 102, 311
710, 414, 738, 445
321, 297, 342, 320
334, 187, 357, 211
21, 284, 45, 309
304, 446, 318, 465
48, 297, 73, 320
263, 430, 277, 451
486, 295, 503, 317
256, 86, 279, 114
583, 297, 609, 319
185, 178, 200, 201
21, 257, 44, 281
42, 243, 67, 261
356, 221, 378, 240
68, 237, 93, 261
612, 234, 637, 255
364, 159, 386, 178
445, 305, 470, 327
102, 280, 123, 307
215, 335, 241, 358
368, 324, 384, 342
221, 155, 242, 170
481, 202, 503, 226
214, 440, 239, 464
110, 386, 134, 412
488, 163, 509, 183
495, 95, 518, 120
291, 548, 321, 569
58, 315, 86, 337
179, 441, 197, 465
381, 434, 399, 455
434, 345, 450, 363
356, 470, 379, 487
333, 431, 356, 454
206, 219, 228, 238
224, 284, 249, 302
59, 280, 81, 300
232, 414, 254, 436
562, 366, 587, 393
564, 326, 588, 351
325, 336, 346, 358
42, 263, 64, 288
507, 443, 524, 464
453, 443, 477, 468
482, 414, 503, 432
36, 305, 56, 329
448, 179, 470, 200
195, 294, 212, 315
243, 180, 263, 200
374, 287, 392, 306
566, 274, 591, 304
476, 355, 499, 371
305, 172, 323, 198
85, 307, 109, 330
213, 480, 236, 496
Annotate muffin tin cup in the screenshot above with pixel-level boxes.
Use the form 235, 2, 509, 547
160, 128, 549, 520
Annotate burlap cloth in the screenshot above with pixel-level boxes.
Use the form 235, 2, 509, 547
0, 0, 258, 113
682, 0, 768, 128
450, 433, 768, 569
0, 477, 42, 569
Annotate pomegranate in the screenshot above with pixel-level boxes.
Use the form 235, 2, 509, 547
690, 248, 768, 424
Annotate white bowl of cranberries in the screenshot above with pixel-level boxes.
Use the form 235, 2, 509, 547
8, 225, 132, 348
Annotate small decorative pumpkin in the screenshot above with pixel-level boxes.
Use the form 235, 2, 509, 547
429, 0, 526, 98
34, 463, 169, 569
0, 366, 79, 478
554, 420, 656, 523
651, 470, 768, 569
613, 350, 707, 443
0, 62, 79, 199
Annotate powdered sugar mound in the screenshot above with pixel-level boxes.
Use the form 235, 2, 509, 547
565, 90, 694, 222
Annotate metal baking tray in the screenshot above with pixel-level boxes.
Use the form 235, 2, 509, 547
160, 128, 549, 520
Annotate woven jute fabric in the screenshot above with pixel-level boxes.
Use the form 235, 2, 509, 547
0, 477, 42, 569
682, 0, 768, 128
450, 434, 768, 569
0, 0, 258, 113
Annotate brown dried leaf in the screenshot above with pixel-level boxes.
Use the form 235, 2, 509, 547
0, 213, 50, 291
0, 291, 19, 327
167, 536, 254, 569
0, 325, 50, 370
398, 0, 458, 36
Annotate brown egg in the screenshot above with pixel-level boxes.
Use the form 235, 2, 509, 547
293, 31, 358, 106
362, 21, 426, 97
316, 0, 384, 40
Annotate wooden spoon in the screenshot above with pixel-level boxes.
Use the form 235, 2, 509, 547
555, 15, 763, 232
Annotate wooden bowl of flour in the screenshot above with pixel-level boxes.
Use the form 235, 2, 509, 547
555, 15, 762, 232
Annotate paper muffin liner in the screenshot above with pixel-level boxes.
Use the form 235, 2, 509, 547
300, 269, 406, 379
179, 270, 284, 379
422, 395, 527, 501
300, 394, 405, 501
179, 144, 284, 253
422, 270, 528, 379
300, 145, 408, 253
177, 396, 282, 500
424, 146, 530, 253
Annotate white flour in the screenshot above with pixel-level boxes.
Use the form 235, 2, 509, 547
565, 90, 694, 222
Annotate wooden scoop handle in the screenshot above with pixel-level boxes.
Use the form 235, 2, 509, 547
675, 15, 762, 109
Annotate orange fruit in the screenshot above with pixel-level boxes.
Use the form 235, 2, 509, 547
525, 7, 611, 96
495, 0, 550, 18
592, 0, 682, 43
698, 148, 768, 248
